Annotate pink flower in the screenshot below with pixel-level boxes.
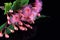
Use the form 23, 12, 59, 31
10, 13, 20, 23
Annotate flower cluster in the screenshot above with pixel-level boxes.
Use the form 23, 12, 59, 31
0, 0, 42, 38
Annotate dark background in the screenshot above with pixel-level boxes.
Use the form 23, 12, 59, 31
0, 0, 56, 40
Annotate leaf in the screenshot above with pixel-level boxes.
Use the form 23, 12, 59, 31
4, 2, 12, 15
11, 0, 29, 10
36, 15, 47, 19
6, 24, 14, 34
40, 15, 47, 18
20, 0, 29, 6
5, 24, 14, 34
8, 24, 14, 30
0, 22, 6, 31
6, 28, 11, 34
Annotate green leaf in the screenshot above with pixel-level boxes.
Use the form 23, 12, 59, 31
5, 24, 14, 34
6, 28, 11, 34
0, 22, 6, 31
40, 15, 47, 18
4, 2, 12, 15
6, 24, 14, 34
36, 15, 47, 19
11, 0, 29, 10
8, 24, 14, 30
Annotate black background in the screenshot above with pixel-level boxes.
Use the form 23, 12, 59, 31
0, 0, 57, 40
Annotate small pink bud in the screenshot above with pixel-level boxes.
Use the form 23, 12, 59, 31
25, 24, 32, 29
37, 13, 40, 17
0, 32, 3, 37
9, 10, 13, 13
19, 26, 27, 31
5, 34, 9, 38
7, 16, 10, 20
14, 26, 18, 31
10, 29, 14, 33
18, 21, 23, 25
8, 20, 11, 24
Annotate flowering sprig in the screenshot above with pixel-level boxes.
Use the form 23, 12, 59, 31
0, 0, 46, 38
